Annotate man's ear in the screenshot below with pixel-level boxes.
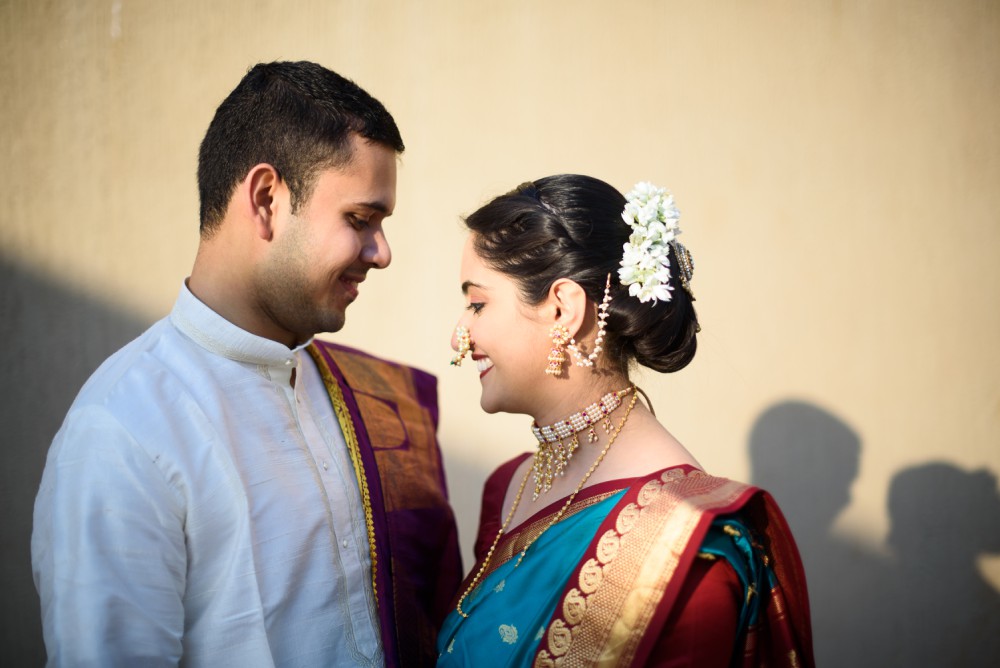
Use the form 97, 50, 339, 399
544, 278, 589, 337
242, 163, 282, 241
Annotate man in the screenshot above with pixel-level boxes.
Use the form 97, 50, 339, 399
32, 61, 461, 667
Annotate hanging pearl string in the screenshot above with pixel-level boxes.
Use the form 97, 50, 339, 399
566, 273, 612, 368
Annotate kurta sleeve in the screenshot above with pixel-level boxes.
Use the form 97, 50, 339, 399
32, 406, 187, 667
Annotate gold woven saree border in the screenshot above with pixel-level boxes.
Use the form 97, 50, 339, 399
534, 469, 750, 667
307, 344, 379, 603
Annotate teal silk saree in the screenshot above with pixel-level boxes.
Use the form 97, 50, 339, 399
437, 460, 813, 667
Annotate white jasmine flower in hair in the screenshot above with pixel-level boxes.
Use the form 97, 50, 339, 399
618, 181, 684, 305
626, 181, 662, 204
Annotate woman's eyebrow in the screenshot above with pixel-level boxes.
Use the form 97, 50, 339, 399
461, 280, 487, 295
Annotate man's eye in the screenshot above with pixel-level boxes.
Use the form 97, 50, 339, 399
349, 215, 370, 229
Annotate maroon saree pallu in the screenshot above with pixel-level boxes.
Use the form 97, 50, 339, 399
532, 467, 814, 667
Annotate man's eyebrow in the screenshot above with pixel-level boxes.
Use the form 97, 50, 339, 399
356, 200, 391, 214
461, 280, 485, 295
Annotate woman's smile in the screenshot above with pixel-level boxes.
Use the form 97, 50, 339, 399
474, 355, 494, 378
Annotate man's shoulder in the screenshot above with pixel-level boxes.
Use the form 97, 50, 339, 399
308, 339, 440, 425
310, 339, 412, 368
69, 316, 195, 414
309, 339, 436, 382
48, 317, 196, 460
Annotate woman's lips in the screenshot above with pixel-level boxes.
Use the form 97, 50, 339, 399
474, 356, 494, 378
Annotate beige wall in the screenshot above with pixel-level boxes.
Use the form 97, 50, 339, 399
3, 1, 998, 664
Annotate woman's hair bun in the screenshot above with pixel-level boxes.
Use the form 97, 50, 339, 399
464, 174, 699, 374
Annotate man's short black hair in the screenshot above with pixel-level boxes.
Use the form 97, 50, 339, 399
197, 61, 404, 235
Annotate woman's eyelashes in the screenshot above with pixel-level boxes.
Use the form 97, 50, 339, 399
466, 302, 485, 315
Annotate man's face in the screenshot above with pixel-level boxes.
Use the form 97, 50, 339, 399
254, 134, 397, 346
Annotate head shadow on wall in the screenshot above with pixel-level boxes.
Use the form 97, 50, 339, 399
748, 400, 1000, 667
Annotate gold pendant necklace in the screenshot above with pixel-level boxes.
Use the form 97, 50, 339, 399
455, 387, 639, 619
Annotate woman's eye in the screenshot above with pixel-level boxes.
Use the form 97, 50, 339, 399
466, 302, 485, 315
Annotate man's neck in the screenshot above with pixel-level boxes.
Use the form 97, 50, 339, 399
188, 239, 299, 349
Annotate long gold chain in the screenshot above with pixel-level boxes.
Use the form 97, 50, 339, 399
455, 388, 639, 618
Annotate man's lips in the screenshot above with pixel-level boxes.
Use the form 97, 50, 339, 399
340, 273, 366, 299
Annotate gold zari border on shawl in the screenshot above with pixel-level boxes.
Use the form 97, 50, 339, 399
534, 469, 749, 667
306, 344, 380, 603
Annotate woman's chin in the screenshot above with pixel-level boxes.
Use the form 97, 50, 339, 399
479, 391, 530, 417
479, 396, 502, 414
478, 387, 509, 415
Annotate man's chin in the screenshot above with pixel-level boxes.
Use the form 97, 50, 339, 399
314, 312, 347, 336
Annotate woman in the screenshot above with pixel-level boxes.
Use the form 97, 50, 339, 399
439, 175, 813, 667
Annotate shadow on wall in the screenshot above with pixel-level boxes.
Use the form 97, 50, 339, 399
0, 255, 150, 667
749, 401, 1000, 667
885, 462, 1000, 666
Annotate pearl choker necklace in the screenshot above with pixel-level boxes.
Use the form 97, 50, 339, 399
455, 388, 639, 619
529, 386, 634, 500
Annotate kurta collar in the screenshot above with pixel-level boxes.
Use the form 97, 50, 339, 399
170, 281, 312, 385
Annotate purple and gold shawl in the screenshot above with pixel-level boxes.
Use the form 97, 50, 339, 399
309, 340, 462, 667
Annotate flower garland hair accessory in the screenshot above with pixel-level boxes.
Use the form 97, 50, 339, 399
618, 182, 695, 304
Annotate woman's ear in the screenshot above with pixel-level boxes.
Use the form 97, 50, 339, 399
545, 278, 589, 337
241, 163, 283, 241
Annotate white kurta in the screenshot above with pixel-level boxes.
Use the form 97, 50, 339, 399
32, 283, 384, 667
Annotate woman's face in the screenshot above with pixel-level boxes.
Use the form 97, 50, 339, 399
453, 236, 552, 415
